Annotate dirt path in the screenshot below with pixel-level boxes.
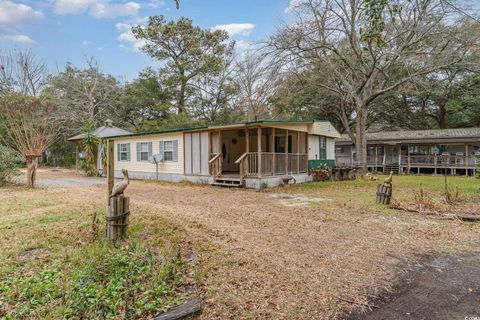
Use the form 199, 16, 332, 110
348, 254, 480, 320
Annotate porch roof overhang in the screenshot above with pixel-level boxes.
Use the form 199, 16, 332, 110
108, 120, 339, 140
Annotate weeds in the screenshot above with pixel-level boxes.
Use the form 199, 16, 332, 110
0, 243, 183, 319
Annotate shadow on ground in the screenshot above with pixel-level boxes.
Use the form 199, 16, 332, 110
343, 253, 480, 320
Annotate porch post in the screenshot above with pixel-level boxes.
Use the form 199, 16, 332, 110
245, 128, 249, 153
257, 127, 262, 177
465, 143, 469, 176
374, 146, 378, 171
285, 129, 289, 174
272, 127, 276, 175
75, 144, 79, 173
297, 132, 300, 173
350, 145, 354, 167
397, 144, 401, 173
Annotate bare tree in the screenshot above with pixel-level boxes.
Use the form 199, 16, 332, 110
47, 57, 121, 133
0, 49, 48, 96
234, 51, 279, 121
272, 0, 480, 171
0, 94, 58, 187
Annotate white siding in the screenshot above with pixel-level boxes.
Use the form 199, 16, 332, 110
326, 137, 335, 160
113, 132, 184, 174
308, 135, 320, 160
308, 122, 341, 138
308, 135, 336, 160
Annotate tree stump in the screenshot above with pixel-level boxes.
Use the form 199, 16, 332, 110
106, 195, 130, 242
376, 183, 392, 205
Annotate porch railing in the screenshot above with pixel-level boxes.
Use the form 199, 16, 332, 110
336, 154, 476, 168
209, 153, 223, 178
235, 152, 308, 180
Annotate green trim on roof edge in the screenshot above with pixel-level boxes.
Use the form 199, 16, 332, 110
107, 120, 330, 139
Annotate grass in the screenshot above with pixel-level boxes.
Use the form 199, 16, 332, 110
0, 185, 187, 320
290, 174, 480, 203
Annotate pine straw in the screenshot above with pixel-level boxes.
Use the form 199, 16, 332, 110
1, 171, 480, 319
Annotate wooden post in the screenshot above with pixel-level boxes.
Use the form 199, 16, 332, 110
106, 195, 130, 242
465, 144, 469, 176
107, 139, 114, 204
271, 127, 276, 175
257, 127, 262, 177
397, 144, 402, 173
376, 183, 392, 205
374, 146, 378, 172
245, 128, 249, 153
350, 145, 354, 167
285, 129, 289, 174
297, 131, 300, 174
75, 144, 80, 173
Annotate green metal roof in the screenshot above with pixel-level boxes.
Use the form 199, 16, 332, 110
107, 120, 329, 139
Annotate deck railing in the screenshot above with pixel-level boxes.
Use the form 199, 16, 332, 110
336, 154, 476, 168
236, 152, 308, 179
209, 153, 223, 178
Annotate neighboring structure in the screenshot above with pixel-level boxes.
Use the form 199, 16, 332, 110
335, 128, 480, 175
68, 119, 132, 174
108, 120, 340, 188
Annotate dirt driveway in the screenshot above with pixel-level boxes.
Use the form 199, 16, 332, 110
121, 182, 479, 319
21, 171, 480, 319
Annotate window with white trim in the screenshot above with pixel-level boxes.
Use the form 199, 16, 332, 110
163, 140, 173, 161
139, 142, 150, 161
119, 143, 128, 161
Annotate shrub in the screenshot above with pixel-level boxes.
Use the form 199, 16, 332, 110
0, 145, 20, 186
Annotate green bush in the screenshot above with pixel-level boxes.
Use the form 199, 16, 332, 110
0, 243, 183, 319
0, 145, 20, 186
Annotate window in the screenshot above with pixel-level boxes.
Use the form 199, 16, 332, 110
159, 140, 178, 162
118, 143, 130, 161
163, 141, 173, 161
136, 142, 152, 161
319, 136, 327, 160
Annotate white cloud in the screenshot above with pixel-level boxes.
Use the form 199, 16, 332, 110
0, 34, 35, 44
211, 23, 256, 37
116, 22, 146, 50
285, 0, 303, 12
0, 1, 43, 27
146, 0, 166, 8
54, 0, 140, 18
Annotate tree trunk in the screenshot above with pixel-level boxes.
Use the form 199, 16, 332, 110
355, 107, 368, 173
26, 157, 38, 188
178, 81, 186, 114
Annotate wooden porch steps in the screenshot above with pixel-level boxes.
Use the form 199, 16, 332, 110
384, 164, 400, 174
211, 176, 242, 188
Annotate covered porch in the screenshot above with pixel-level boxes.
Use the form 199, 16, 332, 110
208, 126, 309, 186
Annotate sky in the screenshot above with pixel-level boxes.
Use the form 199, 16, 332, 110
0, 0, 299, 80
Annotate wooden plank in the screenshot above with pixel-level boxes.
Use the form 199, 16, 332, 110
154, 296, 203, 320
192, 132, 201, 174
200, 131, 209, 175
107, 139, 114, 204
184, 133, 192, 175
